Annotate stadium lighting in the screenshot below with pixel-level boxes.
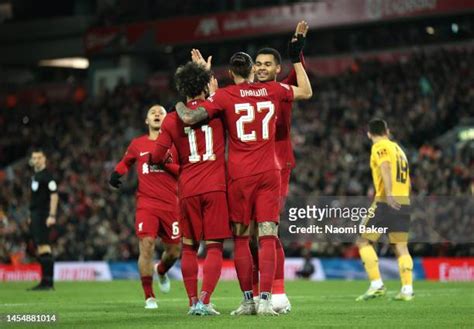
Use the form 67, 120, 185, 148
425, 26, 435, 35
38, 57, 89, 69
451, 23, 459, 33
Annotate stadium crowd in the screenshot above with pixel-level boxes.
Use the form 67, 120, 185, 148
0, 47, 472, 263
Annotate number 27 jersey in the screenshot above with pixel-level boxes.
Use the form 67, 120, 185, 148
203, 81, 294, 180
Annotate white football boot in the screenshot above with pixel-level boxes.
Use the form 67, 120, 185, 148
145, 297, 158, 309
154, 263, 171, 294
230, 300, 257, 315
272, 293, 291, 314
257, 297, 279, 316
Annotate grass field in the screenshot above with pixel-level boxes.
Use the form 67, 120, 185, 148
1, 280, 473, 328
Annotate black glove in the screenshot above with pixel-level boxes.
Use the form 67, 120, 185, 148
288, 34, 306, 63
109, 171, 122, 188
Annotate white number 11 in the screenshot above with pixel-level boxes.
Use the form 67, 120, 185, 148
184, 125, 215, 163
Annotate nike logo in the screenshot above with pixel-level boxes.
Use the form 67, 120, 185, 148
140, 152, 150, 156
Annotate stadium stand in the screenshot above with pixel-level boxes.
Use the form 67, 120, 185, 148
1, 47, 472, 262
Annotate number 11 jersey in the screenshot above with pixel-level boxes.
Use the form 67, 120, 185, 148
203, 81, 294, 180
157, 99, 227, 198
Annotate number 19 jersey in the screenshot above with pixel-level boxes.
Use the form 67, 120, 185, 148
370, 139, 411, 205
203, 81, 294, 180
157, 99, 227, 198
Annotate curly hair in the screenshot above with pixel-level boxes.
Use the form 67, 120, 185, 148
174, 62, 211, 99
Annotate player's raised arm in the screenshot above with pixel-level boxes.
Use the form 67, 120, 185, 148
208, 76, 218, 95
191, 48, 212, 71
283, 21, 308, 85
288, 21, 312, 100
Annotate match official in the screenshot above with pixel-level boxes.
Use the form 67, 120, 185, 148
28, 149, 58, 291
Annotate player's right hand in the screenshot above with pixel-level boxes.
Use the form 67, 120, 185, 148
109, 171, 122, 189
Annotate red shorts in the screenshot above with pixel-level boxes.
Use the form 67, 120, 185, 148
135, 207, 180, 244
179, 191, 232, 241
228, 170, 281, 225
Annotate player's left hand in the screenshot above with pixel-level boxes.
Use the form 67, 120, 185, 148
291, 20, 309, 42
288, 20, 308, 63
46, 216, 56, 227
109, 171, 122, 189
191, 49, 212, 71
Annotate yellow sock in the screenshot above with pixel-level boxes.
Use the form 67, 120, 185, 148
359, 245, 381, 281
398, 254, 413, 286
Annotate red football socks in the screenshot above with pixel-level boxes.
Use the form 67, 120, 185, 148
272, 237, 286, 294
181, 244, 198, 306
258, 236, 276, 295
234, 236, 253, 293
140, 276, 155, 299
200, 243, 223, 304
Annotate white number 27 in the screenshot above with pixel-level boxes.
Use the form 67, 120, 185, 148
235, 101, 275, 142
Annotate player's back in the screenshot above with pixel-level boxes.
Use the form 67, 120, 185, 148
370, 139, 410, 204
161, 100, 226, 198
208, 81, 293, 180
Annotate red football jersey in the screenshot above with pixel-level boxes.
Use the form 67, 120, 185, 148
153, 99, 227, 198
274, 55, 306, 169
115, 135, 178, 211
203, 81, 294, 180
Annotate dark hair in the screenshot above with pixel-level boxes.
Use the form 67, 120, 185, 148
31, 148, 45, 155
229, 52, 253, 79
368, 119, 388, 136
256, 47, 282, 65
174, 62, 211, 99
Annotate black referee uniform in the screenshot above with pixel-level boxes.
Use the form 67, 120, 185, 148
29, 168, 57, 289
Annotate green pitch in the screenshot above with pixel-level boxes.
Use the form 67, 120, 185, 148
1, 280, 473, 328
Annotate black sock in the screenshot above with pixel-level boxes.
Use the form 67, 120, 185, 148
39, 253, 54, 287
